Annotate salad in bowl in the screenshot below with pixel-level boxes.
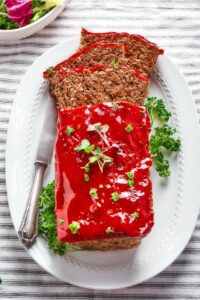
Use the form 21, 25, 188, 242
0, 0, 66, 40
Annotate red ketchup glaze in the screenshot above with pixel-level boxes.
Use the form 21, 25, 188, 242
43, 43, 127, 78
55, 102, 153, 243
81, 28, 164, 54
53, 43, 125, 71
58, 65, 149, 83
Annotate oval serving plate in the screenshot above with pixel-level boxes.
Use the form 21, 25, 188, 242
6, 36, 200, 290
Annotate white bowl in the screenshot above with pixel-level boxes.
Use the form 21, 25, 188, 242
0, 1, 66, 41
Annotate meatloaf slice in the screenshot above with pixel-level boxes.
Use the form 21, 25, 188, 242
55, 102, 153, 250
44, 43, 126, 79
48, 65, 149, 108
79, 28, 164, 76
73, 237, 141, 251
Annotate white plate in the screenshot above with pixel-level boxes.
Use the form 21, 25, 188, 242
0, 2, 66, 41
6, 36, 200, 290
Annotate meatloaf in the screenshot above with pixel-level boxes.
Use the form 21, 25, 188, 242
55, 102, 153, 250
79, 28, 164, 76
47, 65, 149, 108
43, 43, 126, 79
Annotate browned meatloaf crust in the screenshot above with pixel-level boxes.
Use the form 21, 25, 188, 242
79, 28, 164, 76
73, 236, 141, 251
47, 65, 149, 109
44, 43, 126, 80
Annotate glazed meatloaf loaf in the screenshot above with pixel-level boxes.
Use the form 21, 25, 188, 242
79, 28, 164, 76
47, 65, 149, 108
44, 43, 126, 79
55, 102, 153, 250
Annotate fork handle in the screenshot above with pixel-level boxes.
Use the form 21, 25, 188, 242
18, 161, 47, 248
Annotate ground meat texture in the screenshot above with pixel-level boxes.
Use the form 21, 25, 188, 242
79, 28, 164, 76
43, 43, 126, 80
48, 66, 149, 108
73, 236, 141, 251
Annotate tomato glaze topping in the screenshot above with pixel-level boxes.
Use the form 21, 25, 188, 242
55, 102, 153, 243
81, 28, 164, 54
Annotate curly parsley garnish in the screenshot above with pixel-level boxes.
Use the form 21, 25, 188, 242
145, 96, 172, 124
145, 97, 181, 178
150, 125, 181, 177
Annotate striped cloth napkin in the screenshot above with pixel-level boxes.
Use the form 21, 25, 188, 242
0, 0, 200, 299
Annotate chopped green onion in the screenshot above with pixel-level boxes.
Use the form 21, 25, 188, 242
84, 174, 89, 182
131, 212, 139, 220
111, 60, 118, 67
111, 192, 120, 202
66, 126, 75, 135
48, 66, 54, 76
125, 124, 133, 133
106, 226, 114, 233
126, 172, 134, 179
68, 221, 80, 234
127, 179, 134, 188
89, 188, 98, 200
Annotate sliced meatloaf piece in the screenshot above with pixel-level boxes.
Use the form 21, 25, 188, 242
48, 65, 149, 108
73, 237, 141, 251
43, 43, 126, 79
55, 102, 153, 250
79, 28, 164, 76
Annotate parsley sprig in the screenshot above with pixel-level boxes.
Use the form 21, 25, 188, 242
145, 96, 172, 124
150, 125, 181, 177
145, 97, 181, 178
150, 125, 181, 153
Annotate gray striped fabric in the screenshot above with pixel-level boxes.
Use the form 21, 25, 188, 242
0, 0, 200, 299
